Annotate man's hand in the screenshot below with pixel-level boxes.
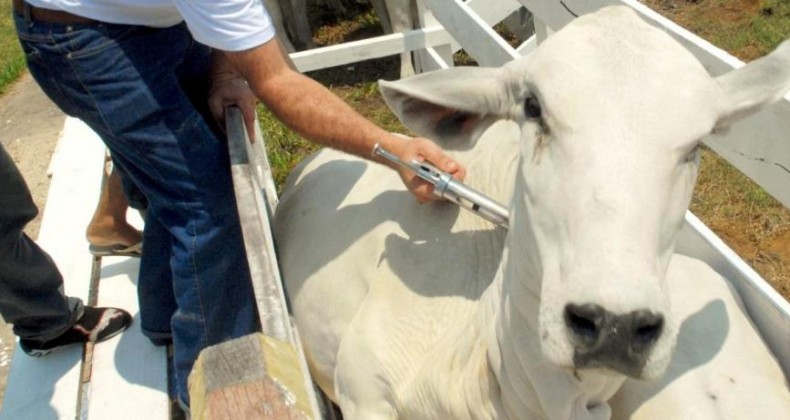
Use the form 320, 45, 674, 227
208, 53, 259, 141
389, 137, 466, 203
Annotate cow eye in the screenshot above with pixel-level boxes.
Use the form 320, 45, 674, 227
525, 96, 542, 119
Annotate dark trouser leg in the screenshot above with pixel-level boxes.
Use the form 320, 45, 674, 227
0, 143, 82, 341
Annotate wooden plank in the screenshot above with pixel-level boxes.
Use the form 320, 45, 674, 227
86, 249, 169, 419
426, 0, 520, 66
189, 334, 314, 420
416, 47, 453, 72
533, 17, 552, 44
226, 108, 291, 342
516, 34, 538, 56
465, 0, 525, 32
291, 26, 455, 73
224, 107, 323, 418
0, 117, 105, 419
516, 0, 790, 208
289, 0, 522, 74
414, 2, 455, 73
516, 0, 577, 32
677, 212, 790, 378
246, 123, 280, 218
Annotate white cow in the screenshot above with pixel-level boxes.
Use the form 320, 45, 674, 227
274, 6, 790, 419
609, 255, 790, 419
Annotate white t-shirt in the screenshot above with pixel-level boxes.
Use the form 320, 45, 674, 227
25, 0, 276, 51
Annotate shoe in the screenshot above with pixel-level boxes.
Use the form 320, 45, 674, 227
20, 306, 133, 357
89, 240, 142, 258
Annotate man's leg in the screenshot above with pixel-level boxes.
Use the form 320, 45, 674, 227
85, 157, 143, 257
0, 143, 80, 341
0, 143, 132, 356
15, 17, 260, 406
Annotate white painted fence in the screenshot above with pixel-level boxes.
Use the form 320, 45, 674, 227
287, 0, 790, 382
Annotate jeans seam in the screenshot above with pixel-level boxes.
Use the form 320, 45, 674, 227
64, 52, 118, 139
190, 224, 209, 349
66, 26, 137, 60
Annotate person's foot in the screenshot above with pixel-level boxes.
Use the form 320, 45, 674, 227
19, 306, 133, 357
86, 225, 143, 257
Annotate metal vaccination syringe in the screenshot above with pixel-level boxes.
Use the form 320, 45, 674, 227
373, 143, 510, 229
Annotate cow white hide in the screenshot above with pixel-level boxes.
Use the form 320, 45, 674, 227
274, 6, 790, 419
609, 255, 790, 419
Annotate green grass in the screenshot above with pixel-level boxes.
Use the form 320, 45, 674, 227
644, 0, 790, 296
260, 79, 408, 194
655, 0, 790, 60
0, 1, 25, 95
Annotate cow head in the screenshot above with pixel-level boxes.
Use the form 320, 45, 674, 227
380, 6, 790, 380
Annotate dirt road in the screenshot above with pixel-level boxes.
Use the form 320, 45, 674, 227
0, 72, 66, 408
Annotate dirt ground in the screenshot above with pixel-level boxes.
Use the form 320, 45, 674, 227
0, 72, 65, 408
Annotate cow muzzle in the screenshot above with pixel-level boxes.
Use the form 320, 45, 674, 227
564, 303, 664, 377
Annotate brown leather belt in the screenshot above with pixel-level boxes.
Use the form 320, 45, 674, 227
12, 0, 96, 25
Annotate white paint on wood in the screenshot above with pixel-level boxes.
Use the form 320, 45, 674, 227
1, 118, 170, 419
227, 108, 291, 341
414, 2, 455, 73
533, 17, 551, 43
516, 34, 537, 56
225, 107, 324, 417
0, 348, 83, 420
416, 47, 453, 72
426, 0, 519, 66
465, 0, 524, 28
291, 26, 455, 73
86, 254, 169, 419
677, 211, 790, 378
248, 123, 280, 217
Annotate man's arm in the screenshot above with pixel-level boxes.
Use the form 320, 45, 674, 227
217, 38, 465, 202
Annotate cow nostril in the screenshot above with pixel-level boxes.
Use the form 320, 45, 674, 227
565, 304, 605, 347
632, 311, 664, 352
635, 323, 661, 341
568, 312, 596, 336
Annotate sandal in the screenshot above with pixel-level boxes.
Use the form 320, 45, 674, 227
89, 241, 142, 258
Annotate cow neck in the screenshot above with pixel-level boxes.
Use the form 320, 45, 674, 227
488, 182, 627, 419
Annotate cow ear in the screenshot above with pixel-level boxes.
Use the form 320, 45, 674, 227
714, 39, 790, 131
379, 67, 512, 150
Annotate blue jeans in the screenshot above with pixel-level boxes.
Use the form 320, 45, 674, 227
14, 14, 260, 406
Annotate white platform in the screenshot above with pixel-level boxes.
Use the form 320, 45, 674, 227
0, 118, 168, 420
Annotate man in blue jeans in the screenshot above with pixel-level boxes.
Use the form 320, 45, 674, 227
13, 0, 466, 409
0, 143, 132, 357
